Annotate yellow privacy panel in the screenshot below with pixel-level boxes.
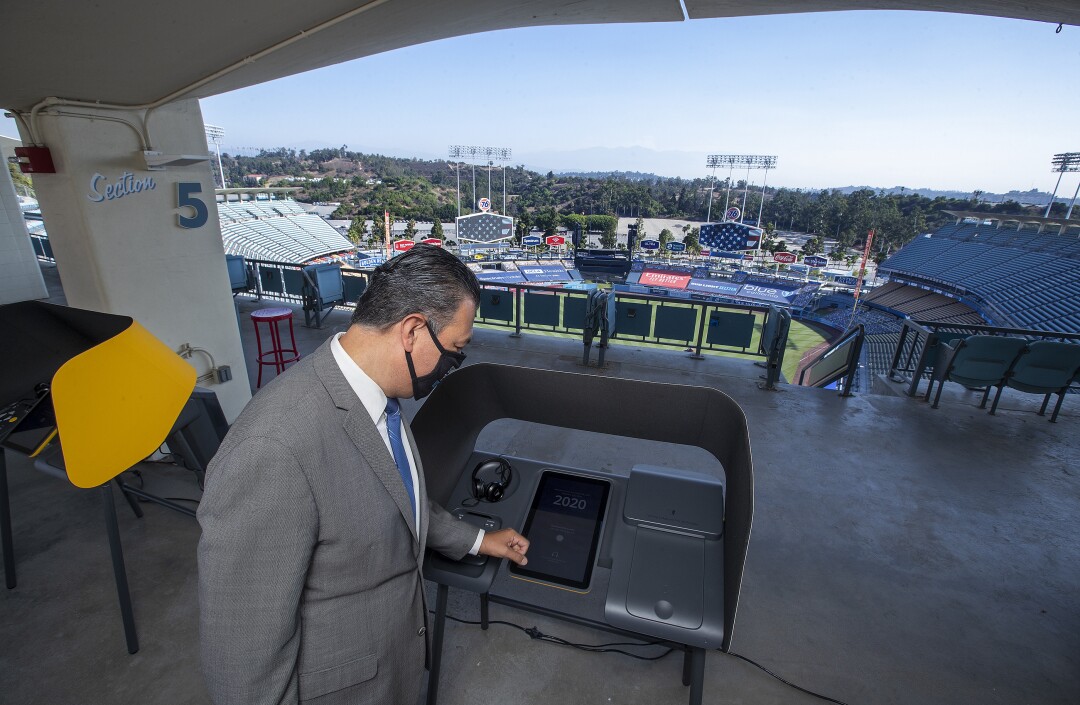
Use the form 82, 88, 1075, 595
52, 321, 196, 488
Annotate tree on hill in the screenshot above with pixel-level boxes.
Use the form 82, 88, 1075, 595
430, 219, 444, 241
8, 163, 34, 196
370, 213, 386, 247
347, 218, 367, 246
658, 228, 674, 250
683, 227, 701, 256
514, 211, 532, 243
588, 214, 618, 249
802, 235, 825, 256
534, 208, 559, 237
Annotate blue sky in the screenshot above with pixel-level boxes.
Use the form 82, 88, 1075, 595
6, 11, 1079, 193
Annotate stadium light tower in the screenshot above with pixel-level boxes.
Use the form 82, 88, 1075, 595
204, 124, 226, 188
485, 147, 512, 214
447, 146, 466, 218
705, 155, 720, 222
1046, 151, 1080, 219
706, 155, 777, 225
450, 145, 512, 213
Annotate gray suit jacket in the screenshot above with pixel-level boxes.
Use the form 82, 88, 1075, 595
198, 339, 477, 705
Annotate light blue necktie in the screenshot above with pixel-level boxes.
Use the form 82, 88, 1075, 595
384, 398, 416, 517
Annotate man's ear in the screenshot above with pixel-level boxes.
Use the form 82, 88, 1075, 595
400, 314, 427, 353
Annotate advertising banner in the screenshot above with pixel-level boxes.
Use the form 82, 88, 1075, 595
393, 239, 415, 251
522, 235, 542, 246
686, 279, 742, 296
772, 252, 797, 264
833, 275, 859, 286
475, 270, 526, 284
666, 241, 687, 252
639, 239, 660, 250
737, 283, 801, 305
520, 265, 571, 282
639, 269, 691, 290
545, 235, 566, 246
804, 255, 829, 268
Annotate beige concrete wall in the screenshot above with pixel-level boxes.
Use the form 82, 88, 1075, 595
19, 99, 251, 420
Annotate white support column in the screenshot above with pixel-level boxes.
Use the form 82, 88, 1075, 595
17, 99, 251, 421
0, 164, 48, 304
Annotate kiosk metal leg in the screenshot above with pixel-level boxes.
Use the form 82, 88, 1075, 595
687, 647, 705, 705
426, 583, 449, 705
480, 592, 490, 630
115, 478, 144, 519
682, 647, 693, 686
102, 484, 139, 654
1, 449, 15, 589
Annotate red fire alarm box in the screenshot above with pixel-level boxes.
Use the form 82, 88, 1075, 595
13, 147, 56, 174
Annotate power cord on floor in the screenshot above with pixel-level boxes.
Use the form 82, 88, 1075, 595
722, 650, 852, 705
437, 610, 853, 704
438, 612, 673, 661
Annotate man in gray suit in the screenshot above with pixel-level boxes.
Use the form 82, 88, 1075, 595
198, 245, 530, 704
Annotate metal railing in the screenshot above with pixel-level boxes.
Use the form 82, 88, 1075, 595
470, 280, 789, 371
238, 258, 372, 316
29, 235, 54, 263
887, 319, 1080, 397
234, 259, 792, 378
798, 325, 865, 396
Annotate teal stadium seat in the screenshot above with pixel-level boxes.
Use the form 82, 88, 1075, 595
928, 335, 1027, 409
989, 341, 1080, 422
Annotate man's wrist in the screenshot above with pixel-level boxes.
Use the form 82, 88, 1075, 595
467, 529, 484, 556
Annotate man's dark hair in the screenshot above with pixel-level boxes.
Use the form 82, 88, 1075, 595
351, 244, 481, 333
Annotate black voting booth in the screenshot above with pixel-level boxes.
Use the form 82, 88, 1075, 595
0, 301, 201, 654
412, 364, 753, 705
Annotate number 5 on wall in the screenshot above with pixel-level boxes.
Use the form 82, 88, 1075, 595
177, 182, 209, 229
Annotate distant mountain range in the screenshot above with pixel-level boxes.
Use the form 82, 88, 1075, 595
552, 174, 1062, 206
828, 186, 1061, 206
219, 140, 1068, 207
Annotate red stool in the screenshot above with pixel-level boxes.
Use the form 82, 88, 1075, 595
251, 307, 301, 388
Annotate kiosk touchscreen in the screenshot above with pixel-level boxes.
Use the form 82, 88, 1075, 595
510, 470, 610, 592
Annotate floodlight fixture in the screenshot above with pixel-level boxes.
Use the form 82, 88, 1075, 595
705, 154, 778, 224
1051, 152, 1080, 172
204, 124, 226, 188
449, 145, 513, 214
1045, 151, 1080, 218
706, 154, 777, 170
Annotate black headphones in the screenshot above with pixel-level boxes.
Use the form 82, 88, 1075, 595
471, 457, 513, 502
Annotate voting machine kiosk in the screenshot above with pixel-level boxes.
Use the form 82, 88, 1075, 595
413, 364, 753, 705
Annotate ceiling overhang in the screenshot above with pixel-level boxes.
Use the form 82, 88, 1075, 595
2, 0, 1076, 112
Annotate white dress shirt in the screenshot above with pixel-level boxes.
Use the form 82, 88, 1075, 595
330, 333, 483, 555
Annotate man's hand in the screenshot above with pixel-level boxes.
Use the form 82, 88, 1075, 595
479, 528, 530, 566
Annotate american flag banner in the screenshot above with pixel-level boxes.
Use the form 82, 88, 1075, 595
456, 213, 514, 242
699, 222, 762, 251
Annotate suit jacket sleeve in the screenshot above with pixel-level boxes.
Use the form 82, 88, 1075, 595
197, 436, 318, 705
425, 499, 480, 561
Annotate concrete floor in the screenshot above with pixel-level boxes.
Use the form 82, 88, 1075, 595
2, 274, 1078, 705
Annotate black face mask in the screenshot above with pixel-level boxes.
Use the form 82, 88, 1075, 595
405, 322, 466, 400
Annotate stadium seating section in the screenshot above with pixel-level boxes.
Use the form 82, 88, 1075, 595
218, 199, 354, 264
879, 223, 1080, 334
862, 282, 984, 325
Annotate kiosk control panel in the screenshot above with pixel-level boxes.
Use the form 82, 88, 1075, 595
424, 454, 726, 649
